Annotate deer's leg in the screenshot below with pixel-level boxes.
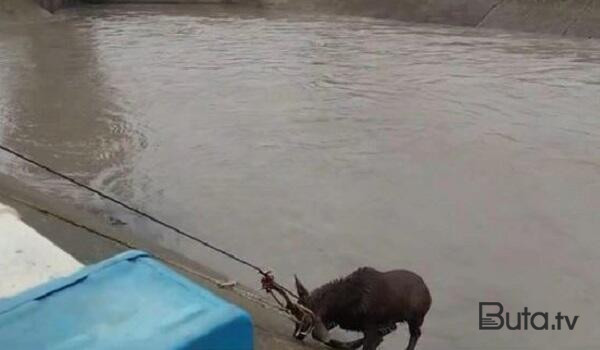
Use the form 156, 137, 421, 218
362, 328, 383, 350
406, 319, 423, 350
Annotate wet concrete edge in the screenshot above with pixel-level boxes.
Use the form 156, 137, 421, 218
0, 173, 319, 350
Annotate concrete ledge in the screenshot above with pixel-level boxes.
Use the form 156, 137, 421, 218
0, 203, 82, 299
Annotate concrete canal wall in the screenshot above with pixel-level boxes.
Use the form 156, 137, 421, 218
3, 0, 600, 38
265, 0, 600, 38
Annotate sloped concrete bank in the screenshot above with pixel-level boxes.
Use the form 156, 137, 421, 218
0, 174, 315, 350
5, 0, 600, 38
262, 0, 600, 38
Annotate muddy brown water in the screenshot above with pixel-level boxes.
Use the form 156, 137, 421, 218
1, 4, 600, 349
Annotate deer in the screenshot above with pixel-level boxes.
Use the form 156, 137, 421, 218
292, 267, 431, 350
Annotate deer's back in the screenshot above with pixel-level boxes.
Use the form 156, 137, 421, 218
357, 268, 431, 326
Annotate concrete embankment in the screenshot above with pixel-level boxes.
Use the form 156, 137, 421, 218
4, 0, 600, 38
0, 202, 82, 298
0, 173, 316, 350
263, 0, 600, 38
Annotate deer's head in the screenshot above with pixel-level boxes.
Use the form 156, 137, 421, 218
293, 275, 330, 343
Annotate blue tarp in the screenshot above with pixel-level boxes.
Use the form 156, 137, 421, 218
0, 251, 253, 350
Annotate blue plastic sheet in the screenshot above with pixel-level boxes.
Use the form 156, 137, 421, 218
0, 251, 253, 350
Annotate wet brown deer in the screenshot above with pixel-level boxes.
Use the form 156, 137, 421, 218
293, 267, 431, 350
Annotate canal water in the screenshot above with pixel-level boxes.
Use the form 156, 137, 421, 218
1, 4, 600, 349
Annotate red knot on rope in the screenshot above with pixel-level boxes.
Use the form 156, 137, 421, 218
260, 271, 315, 327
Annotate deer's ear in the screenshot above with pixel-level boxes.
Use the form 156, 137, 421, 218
295, 275, 309, 300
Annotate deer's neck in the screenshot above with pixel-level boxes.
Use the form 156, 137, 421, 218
311, 278, 360, 321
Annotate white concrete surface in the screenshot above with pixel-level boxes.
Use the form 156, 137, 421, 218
0, 202, 82, 299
